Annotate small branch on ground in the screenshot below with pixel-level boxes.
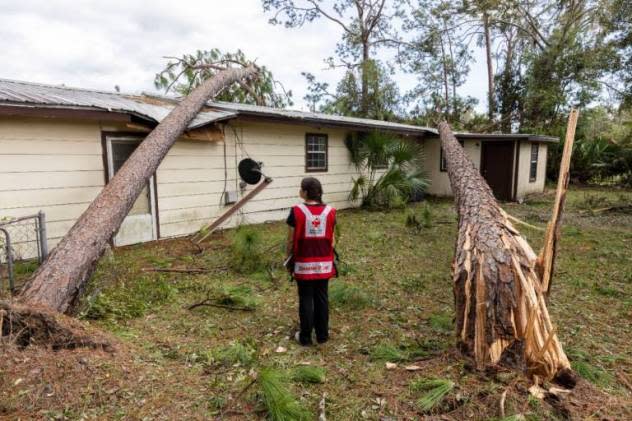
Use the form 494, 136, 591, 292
142, 267, 210, 274
319, 392, 327, 421
186, 299, 254, 312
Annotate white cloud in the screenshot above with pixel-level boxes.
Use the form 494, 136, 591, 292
0, 0, 487, 111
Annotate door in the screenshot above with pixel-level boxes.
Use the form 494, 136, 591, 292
480, 141, 515, 201
106, 136, 157, 246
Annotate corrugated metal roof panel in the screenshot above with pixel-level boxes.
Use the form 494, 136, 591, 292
207, 101, 437, 135
0, 79, 236, 129
0, 78, 558, 142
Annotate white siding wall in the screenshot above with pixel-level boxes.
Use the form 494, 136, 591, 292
0, 115, 553, 258
423, 137, 481, 196
157, 120, 359, 238
516, 141, 547, 200
0, 117, 105, 253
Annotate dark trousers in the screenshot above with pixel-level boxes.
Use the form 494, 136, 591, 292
296, 279, 329, 345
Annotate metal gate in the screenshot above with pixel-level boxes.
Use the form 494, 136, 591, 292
0, 212, 48, 292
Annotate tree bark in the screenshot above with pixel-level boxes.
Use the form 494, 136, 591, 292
483, 11, 495, 122
19, 65, 258, 313
361, 40, 370, 117
438, 121, 573, 382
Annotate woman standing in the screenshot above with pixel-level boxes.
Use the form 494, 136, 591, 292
286, 177, 336, 346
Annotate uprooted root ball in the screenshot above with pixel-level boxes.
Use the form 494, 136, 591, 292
0, 301, 112, 351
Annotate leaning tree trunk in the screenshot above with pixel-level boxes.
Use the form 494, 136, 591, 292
18, 65, 258, 314
438, 121, 572, 383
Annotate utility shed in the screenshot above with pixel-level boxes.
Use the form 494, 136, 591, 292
423, 133, 557, 201
0, 78, 557, 254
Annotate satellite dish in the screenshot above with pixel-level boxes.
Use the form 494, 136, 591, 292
238, 158, 263, 185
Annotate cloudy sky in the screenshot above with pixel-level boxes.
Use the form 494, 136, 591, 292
1, 0, 487, 112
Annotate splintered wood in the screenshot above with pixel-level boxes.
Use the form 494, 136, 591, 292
438, 119, 576, 382
538, 109, 579, 295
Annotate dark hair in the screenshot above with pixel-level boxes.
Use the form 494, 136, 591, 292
301, 177, 323, 203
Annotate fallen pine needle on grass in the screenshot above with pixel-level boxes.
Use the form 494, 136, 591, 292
291, 366, 326, 384
410, 377, 455, 413
258, 367, 312, 421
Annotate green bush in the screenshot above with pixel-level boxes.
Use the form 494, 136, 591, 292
347, 131, 428, 209
230, 225, 265, 273
405, 204, 433, 232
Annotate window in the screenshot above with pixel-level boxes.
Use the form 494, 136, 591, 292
529, 143, 539, 182
440, 139, 464, 172
305, 133, 328, 172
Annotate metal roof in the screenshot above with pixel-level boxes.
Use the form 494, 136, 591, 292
453, 132, 559, 143
0, 78, 558, 142
206, 101, 437, 135
0, 78, 237, 129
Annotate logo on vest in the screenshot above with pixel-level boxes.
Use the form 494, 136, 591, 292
307, 215, 325, 236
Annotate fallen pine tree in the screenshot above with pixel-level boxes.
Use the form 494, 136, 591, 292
0, 62, 260, 348
438, 114, 578, 385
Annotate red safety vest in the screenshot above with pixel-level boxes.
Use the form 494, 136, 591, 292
292, 203, 336, 280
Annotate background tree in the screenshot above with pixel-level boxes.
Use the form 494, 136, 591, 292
303, 60, 401, 120
263, 0, 396, 117
155, 49, 292, 108
398, 0, 477, 124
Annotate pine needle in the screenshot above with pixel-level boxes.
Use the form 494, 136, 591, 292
370, 343, 409, 362
410, 377, 455, 412
291, 366, 326, 384
258, 367, 312, 421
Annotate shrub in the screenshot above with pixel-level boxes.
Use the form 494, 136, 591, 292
258, 367, 312, 421
347, 131, 428, 209
405, 204, 433, 232
230, 225, 265, 273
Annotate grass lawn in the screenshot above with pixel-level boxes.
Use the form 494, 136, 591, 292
1, 186, 631, 420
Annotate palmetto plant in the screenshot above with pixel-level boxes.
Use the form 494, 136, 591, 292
347, 131, 427, 208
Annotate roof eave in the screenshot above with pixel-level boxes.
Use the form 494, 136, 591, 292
219, 109, 434, 137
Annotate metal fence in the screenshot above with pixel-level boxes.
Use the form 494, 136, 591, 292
0, 212, 48, 292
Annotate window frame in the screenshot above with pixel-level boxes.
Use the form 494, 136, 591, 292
529, 143, 539, 182
305, 133, 329, 173
440, 139, 464, 172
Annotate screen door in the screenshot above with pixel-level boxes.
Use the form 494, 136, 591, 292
106, 136, 157, 246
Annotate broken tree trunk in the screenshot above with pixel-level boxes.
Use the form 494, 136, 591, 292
537, 109, 579, 296
438, 121, 573, 383
18, 65, 258, 314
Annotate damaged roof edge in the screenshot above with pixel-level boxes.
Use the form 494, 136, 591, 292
0, 78, 558, 142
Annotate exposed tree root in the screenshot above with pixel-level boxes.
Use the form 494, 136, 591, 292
0, 301, 112, 351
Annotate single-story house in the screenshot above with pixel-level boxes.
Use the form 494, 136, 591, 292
0, 78, 557, 254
